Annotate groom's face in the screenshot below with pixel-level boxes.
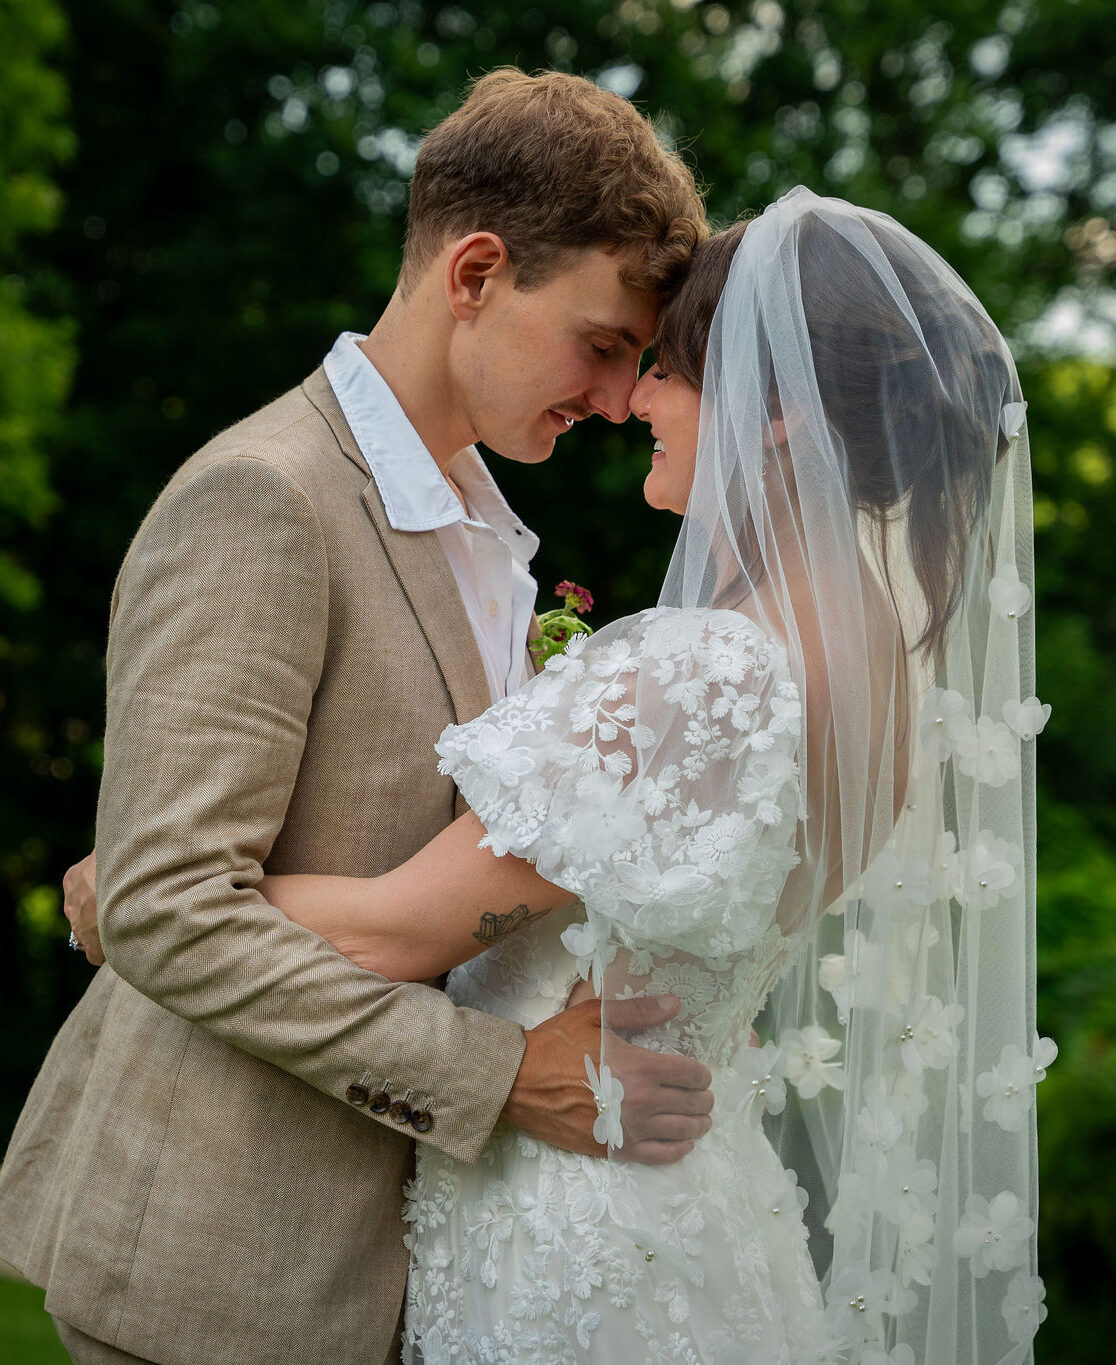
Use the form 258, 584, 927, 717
451, 246, 660, 463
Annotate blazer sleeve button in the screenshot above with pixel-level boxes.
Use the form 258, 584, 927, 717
345, 1084, 370, 1106
388, 1101, 413, 1125
369, 1091, 391, 1113
409, 1109, 434, 1134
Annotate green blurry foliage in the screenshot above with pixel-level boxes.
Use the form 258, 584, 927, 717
0, 0, 74, 609
1, 1, 1113, 1356
0, 0, 85, 1142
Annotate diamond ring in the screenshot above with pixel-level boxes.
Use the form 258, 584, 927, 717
68, 930, 83, 952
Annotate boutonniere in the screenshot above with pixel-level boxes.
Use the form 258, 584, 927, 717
530, 580, 595, 665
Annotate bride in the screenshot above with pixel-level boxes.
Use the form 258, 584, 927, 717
265, 188, 1050, 1363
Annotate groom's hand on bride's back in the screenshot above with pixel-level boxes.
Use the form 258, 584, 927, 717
501, 995, 714, 1166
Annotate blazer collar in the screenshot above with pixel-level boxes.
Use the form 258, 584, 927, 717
302, 366, 494, 732
302, 364, 374, 481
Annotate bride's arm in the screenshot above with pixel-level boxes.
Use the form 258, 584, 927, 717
258, 811, 575, 980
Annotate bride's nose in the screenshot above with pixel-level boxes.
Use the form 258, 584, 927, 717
629, 369, 655, 422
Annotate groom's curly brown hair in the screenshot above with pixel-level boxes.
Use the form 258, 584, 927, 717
401, 68, 707, 299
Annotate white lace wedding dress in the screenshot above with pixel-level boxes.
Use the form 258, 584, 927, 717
402, 609, 836, 1364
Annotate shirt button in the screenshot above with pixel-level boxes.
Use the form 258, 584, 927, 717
488, 600, 499, 617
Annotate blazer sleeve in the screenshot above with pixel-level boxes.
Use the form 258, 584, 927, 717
95, 455, 525, 1164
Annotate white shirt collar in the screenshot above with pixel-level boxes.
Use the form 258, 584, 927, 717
324, 331, 539, 563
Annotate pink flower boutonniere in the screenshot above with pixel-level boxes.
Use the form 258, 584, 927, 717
530, 580, 595, 666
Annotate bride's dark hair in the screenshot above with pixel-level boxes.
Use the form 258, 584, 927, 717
654, 218, 751, 387
655, 212, 1011, 659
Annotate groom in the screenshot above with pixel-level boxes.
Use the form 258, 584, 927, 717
0, 70, 712, 1365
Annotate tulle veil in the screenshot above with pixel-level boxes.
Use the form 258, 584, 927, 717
441, 186, 1051, 1362
618, 187, 1049, 1361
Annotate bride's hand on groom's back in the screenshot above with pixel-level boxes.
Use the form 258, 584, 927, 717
63, 849, 105, 967
501, 994, 714, 1166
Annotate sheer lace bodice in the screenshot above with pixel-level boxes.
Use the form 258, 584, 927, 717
451, 907, 794, 1063
402, 609, 836, 1363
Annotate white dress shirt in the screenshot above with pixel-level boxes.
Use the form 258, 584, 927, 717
324, 332, 539, 701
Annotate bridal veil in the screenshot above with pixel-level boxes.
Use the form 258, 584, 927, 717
672, 186, 1049, 1361
439, 187, 1049, 1362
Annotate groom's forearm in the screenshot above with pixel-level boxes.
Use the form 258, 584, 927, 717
95, 455, 524, 1164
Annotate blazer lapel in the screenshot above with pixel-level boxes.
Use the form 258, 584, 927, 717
359, 482, 494, 727
302, 366, 494, 729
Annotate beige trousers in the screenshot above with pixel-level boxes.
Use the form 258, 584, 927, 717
52, 1318, 155, 1364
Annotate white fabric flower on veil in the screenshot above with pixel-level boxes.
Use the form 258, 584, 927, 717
918, 687, 970, 760
819, 932, 903, 1019
1031, 1032, 1059, 1080
975, 1035, 1057, 1131
1003, 695, 1052, 741
855, 1092, 905, 1166
583, 1055, 624, 1150
560, 920, 617, 994
1001, 1272, 1049, 1345
898, 1213, 939, 1288
762, 1166, 809, 1222
824, 1267, 915, 1348
953, 715, 1021, 787
560, 773, 645, 861
781, 1025, 846, 1099
959, 832, 1019, 911
862, 849, 938, 916
988, 564, 1032, 622
723, 1042, 787, 1118
892, 995, 964, 1075
953, 1192, 1034, 1277
1000, 401, 1028, 441
872, 1145, 938, 1226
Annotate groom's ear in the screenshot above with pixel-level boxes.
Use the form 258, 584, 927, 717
445, 233, 513, 320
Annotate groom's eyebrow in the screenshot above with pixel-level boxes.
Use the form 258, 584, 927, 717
585, 319, 642, 349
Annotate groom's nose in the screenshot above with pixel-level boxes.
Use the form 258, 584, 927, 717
586, 361, 640, 425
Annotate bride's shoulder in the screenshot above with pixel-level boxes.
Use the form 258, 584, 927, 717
531, 606, 796, 707
629, 605, 790, 672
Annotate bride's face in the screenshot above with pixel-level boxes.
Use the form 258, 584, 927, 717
629, 364, 702, 515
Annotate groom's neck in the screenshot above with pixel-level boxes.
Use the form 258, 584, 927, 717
360, 283, 472, 476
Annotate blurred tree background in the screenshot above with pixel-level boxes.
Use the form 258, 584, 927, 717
1, 0, 1112, 1358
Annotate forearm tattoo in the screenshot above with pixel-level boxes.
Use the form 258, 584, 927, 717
472, 904, 548, 945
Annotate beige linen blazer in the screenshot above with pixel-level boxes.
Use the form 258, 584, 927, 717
0, 367, 527, 1365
